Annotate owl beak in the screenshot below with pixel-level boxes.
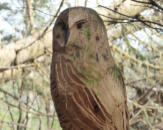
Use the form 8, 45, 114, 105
64, 27, 70, 47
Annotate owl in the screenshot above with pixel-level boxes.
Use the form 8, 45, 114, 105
50, 7, 129, 130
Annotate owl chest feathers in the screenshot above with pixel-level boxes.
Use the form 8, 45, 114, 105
51, 54, 128, 130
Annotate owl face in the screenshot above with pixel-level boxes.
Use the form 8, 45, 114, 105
52, 7, 112, 70
53, 7, 107, 52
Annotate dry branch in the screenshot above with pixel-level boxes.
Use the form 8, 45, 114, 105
0, 31, 52, 67
98, 0, 146, 20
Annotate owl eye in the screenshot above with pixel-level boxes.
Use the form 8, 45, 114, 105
62, 24, 67, 30
77, 23, 82, 29
76, 20, 87, 29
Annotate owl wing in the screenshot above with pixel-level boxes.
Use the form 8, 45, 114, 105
92, 68, 130, 130
50, 56, 129, 130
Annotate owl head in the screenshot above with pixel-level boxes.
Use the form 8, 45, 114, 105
52, 7, 114, 69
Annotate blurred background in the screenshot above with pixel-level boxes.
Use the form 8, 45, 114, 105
0, 0, 162, 130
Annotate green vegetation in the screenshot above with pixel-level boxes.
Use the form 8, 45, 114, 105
80, 23, 91, 40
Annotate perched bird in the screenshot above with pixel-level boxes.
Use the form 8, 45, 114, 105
50, 7, 129, 130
